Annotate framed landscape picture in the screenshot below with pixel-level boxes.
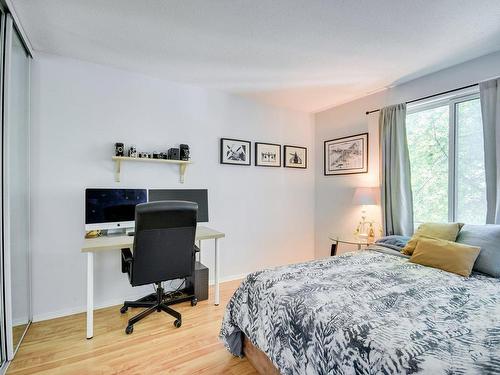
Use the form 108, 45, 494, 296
283, 145, 307, 169
220, 138, 251, 165
324, 133, 368, 175
255, 142, 281, 167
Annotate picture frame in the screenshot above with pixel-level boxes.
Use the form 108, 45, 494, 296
324, 133, 368, 175
283, 145, 307, 169
220, 138, 251, 166
255, 142, 281, 167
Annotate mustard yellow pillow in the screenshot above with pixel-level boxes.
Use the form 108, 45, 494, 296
401, 222, 464, 255
409, 236, 480, 277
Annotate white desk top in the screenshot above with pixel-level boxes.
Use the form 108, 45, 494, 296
82, 225, 225, 253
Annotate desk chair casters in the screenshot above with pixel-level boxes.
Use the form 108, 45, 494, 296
120, 282, 196, 334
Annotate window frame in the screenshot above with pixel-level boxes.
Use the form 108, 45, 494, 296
406, 86, 481, 223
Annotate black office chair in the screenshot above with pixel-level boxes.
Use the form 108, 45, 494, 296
120, 201, 199, 334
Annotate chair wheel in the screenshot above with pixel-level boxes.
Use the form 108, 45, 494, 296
174, 319, 182, 328
125, 325, 133, 334
191, 298, 198, 307
120, 306, 128, 314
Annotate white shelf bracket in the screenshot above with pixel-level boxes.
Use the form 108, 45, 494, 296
179, 163, 187, 183
114, 159, 121, 182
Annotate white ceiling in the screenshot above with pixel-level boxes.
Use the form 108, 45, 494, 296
12, 0, 500, 112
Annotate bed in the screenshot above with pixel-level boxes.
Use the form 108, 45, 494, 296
220, 246, 500, 374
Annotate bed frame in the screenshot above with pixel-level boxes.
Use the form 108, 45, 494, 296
243, 335, 280, 374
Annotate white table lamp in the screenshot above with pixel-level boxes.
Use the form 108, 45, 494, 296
352, 187, 379, 239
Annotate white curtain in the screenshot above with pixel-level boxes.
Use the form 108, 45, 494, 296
479, 79, 500, 224
379, 103, 414, 236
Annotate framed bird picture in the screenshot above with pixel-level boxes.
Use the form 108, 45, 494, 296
283, 145, 307, 169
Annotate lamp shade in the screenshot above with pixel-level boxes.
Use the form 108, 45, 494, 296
352, 187, 379, 205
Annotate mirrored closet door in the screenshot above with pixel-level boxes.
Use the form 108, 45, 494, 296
3, 14, 31, 360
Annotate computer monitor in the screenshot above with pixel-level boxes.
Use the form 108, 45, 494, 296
148, 189, 209, 222
85, 188, 147, 231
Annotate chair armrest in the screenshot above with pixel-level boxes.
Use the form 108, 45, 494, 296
121, 248, 133, 274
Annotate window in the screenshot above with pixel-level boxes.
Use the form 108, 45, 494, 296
406, 89, 487, 225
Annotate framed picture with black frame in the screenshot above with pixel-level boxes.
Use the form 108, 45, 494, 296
283, 145, 307, 169
324, 133, 368, 175
220, 138, 251, 166
255, 142, 281, 167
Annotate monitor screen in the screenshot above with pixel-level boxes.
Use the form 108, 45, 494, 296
85, 188, 147, 230
148, 189, 209, 222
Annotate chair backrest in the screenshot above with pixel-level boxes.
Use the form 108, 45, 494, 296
130, 201, 197, 286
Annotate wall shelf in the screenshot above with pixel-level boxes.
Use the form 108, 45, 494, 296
112, 156, 192, 183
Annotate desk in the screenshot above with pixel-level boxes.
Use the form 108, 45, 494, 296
81, 225, 225, 339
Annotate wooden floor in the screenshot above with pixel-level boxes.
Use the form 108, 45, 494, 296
8, 279, 257, 375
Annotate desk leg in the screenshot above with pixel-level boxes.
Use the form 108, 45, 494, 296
86, 252, 94, 339
214, 238, 220, 306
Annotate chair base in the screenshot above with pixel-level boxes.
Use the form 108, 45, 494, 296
120, 283, 197, 334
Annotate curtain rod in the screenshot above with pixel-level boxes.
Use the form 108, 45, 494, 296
365, 83, 479, 115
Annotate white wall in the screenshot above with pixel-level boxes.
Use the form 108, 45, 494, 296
31, 53, 315, 321
314, 51, 500, 259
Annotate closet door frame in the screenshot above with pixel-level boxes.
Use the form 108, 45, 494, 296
0, 5, 6, 370
2, 14, 31, 361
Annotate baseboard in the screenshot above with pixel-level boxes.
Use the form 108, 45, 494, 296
12, 317, 29, 326
212, 272, 248, 284
32, 290, 149, 323
33, 272, 249, 323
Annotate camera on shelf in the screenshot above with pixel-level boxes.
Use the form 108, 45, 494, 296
180, 144, 190, 161
115, 142, 124, 156
167, 148, 180, 160
128, 145, 137, 158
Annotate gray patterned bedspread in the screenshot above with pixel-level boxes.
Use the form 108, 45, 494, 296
220, 249, 500, 374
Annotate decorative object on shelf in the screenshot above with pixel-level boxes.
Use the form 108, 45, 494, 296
283, 145, 307, 169
128, 145, 137, 158
85, 230, 102, 239
180, 144, 190, 161
168, 148, 180, 160
115, 142, 124, 156
255, 142, 281, 167
324, 133, 368, 175
352, 187, 379, 239
152, 151, 160, 159
112, 156, 191, 183
368, 223, 375, 242
220, 138, 251, 166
